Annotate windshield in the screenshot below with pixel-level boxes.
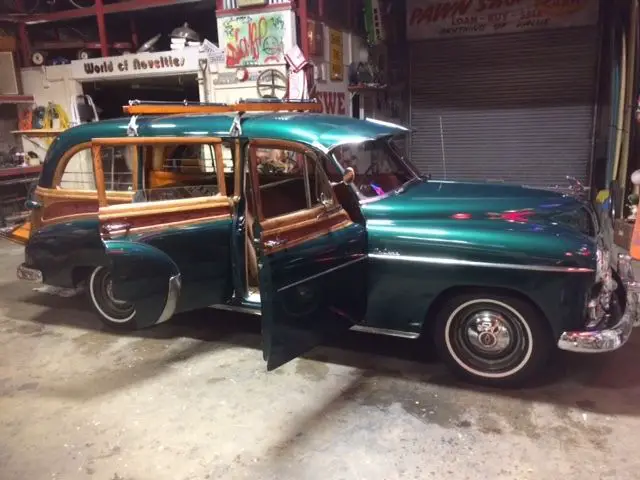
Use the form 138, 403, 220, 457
330, 137, 419, 199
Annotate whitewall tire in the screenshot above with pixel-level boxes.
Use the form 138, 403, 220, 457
434, 293, 552, 388
88, 266, 137, 330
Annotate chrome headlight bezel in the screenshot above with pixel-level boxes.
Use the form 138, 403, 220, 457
596, 247, 611, 283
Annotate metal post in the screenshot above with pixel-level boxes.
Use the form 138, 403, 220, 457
95, 0, 109, 57
299, 0, 309, 57
14, 0, 30, 67
129, 16, 139, 50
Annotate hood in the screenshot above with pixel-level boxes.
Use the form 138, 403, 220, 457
361, 180, 597, 269
363, 180, 591, 224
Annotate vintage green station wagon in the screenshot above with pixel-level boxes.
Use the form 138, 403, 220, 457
12, 100, 640, 387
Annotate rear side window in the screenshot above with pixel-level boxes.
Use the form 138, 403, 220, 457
59, 146, 134, 192
138, 142, 233, 202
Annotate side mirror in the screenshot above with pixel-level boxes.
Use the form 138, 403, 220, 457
342, 167, 355, 185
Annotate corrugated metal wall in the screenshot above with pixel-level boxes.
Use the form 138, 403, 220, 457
409, 27, 599, 188
222, 0, 291, 9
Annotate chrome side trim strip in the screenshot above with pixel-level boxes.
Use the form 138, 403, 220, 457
349, 324, 420, 339
369, 253, 594, 273
277, 255, 367, 293
156, 274, 182, 324
210, 303, 262, 316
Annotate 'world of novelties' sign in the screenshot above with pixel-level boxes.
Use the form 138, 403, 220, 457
407, 0, 599, 40
71, 50, 201, 80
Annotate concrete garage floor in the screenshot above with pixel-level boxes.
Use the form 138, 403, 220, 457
1, 239, 640, 480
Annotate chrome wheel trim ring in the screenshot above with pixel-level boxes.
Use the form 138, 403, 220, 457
89, 267, 136, 324
444, 299, 534, 379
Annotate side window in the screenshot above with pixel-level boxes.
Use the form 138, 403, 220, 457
101, 146, 136, 191
59, 148, 95, 190
59, 146, 134, 191
140, 142, 232, 202
253, 146, 334, 219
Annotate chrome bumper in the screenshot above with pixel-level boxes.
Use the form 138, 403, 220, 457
17, 263, 43, 283
558, 254, 640, 353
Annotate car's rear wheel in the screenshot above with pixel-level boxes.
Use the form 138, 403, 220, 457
434, 293, 552, 388
88, 266, 137, 330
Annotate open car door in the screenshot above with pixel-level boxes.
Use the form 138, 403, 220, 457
93, 137, 235, 327
248, 140, 368, 370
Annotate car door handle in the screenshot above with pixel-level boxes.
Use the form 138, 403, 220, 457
101, 221, 132, 236
264, 238, 285, 249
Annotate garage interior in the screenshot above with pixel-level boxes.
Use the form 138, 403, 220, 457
83, 75, 200, 119
2, 0, 640, 479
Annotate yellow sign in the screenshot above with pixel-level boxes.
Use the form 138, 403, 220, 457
329, 29, 343, 81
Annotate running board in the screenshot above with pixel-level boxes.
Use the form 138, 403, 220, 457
349, 325, 420, 339
209, 303, 261, 316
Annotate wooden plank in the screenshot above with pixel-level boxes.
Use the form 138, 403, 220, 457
213, 143, 226, 197
123, 101, 323, 115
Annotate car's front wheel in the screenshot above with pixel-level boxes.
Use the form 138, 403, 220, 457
88, 266, 138, 330
434, 292, 552, 388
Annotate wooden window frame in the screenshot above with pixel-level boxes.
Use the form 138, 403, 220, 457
91, 136, 226, 208
247, 138, 341, 229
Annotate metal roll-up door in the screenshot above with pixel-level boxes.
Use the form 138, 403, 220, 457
409, 27, 598, 188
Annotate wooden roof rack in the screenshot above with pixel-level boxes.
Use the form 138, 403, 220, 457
123, 98, 323, 115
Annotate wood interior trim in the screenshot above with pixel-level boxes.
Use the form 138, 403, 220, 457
99, 195, 232, 220
36, 186, 134, 200
106, 213, 232, 239
52, 141, 92, 187
261, 204, 326, 231
262, 211, 353, 254
213, 142, 227, 197
147, 170, 216, 188
248, 146, 264, 221
91, 136, 223, 146
92, 144, 107, 207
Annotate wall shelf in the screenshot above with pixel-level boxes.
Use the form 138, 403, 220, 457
0, 165, 42, 178
11, 129, 66, 136
0, 95, 34, 104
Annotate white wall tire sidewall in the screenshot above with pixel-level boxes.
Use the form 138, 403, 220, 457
443, 298, 534, 380
89, 267, 136, 324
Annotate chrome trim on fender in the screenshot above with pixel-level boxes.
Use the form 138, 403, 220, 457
17, 263, 43, 283
349, 324, 420, 339
277, 255, 367, 293
369, 253, 595, 273
156, 274, 181, 324
558, 254, 639, 353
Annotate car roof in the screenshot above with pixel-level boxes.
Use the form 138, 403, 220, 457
39, 113, 409, 187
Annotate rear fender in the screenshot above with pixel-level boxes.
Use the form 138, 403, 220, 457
103, 240, 180, 304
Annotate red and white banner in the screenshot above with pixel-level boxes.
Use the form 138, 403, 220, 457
407, 0, 599, 40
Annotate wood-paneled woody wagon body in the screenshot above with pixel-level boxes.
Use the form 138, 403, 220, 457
10, 100, 640, 388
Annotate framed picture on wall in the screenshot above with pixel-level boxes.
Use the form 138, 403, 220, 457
0, 52, 19, 95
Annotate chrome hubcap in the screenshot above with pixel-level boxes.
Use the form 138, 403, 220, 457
448, 301, 530, 376
465, 311, 513, 355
